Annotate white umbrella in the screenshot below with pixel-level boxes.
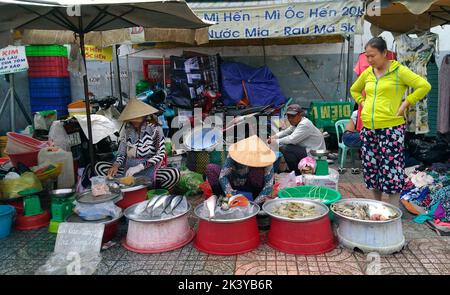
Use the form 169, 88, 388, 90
0, 0, 212, 168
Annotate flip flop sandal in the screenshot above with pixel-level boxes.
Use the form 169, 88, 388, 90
338, 167, 346, 174
351, 168, 360, 174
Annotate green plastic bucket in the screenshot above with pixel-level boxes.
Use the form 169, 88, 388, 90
147, 189, 169, 200
278, 185, 342, 219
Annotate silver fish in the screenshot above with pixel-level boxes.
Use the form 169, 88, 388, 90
168, 196, 183, 214
152, 195, 170, 216
146, 194, 164, 211
204, 195, 217, 219
161, 195, 175, 214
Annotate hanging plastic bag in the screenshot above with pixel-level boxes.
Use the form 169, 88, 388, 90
278, 171, 297, 190
174, 169, 203, 196
199, 181, 213, 199
0, 172, 42, 199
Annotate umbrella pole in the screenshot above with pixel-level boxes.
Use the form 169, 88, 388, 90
78, 28, 96, 170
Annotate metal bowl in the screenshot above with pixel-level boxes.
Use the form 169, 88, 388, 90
76, 190, 123, 204
309, 149, 330, 157
330, 198, 402, 224
263, 198, 329, 222
194, 202, 260, 223
50, 189, 75, 198
124, 202, 191, 223
66, 211, 123, 225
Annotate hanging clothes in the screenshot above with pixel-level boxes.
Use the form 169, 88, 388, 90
438, 54, 450, 134
395, 33, 438, 134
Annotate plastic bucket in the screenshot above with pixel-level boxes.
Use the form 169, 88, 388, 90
0, 205, 15, 238
15, 211, 51, 230
116, 187, 148, 210
6, 150, 40, 168
68, 108, 87, 117
147, 189, 169, 200
6, 132, 48, 150
0, 136, 8, 157
194, 217, 260, 255
267, 215, 336, 255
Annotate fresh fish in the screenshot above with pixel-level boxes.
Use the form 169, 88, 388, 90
152, 195, 170, 216
161, 195, 175, 214
135, 200, 151, 215
146, 194, 164, 211
167, 195, 183, 214
204, 195, 217, 219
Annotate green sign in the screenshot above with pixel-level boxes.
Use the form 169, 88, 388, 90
309, 101, 353, 129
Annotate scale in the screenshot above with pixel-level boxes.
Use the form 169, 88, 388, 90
310, 150, 330, 176
48, 189, 76, 233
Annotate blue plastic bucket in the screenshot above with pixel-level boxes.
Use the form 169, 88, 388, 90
0, 205, 15, 238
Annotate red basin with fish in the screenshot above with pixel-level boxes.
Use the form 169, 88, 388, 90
193, 202, 260, 256
263, 199, 336, 255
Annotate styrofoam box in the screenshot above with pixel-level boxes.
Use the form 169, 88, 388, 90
302, 168, 339, 191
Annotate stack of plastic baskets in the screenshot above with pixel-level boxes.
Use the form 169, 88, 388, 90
26, 45, 71, 117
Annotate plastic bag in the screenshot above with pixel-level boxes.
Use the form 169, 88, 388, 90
174, 169, 203, 196
298, 157, 316, 174
199, 181, 213, 199
34, 110, 57, 131
74, 201, 121, 220
35, 252, 101, 275
408, 136, 450, 165
278, 171, 297, 190
0, 172, 42, 199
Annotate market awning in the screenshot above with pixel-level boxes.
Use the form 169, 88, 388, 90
0, 0, 213, 47
365, 0, 450, 33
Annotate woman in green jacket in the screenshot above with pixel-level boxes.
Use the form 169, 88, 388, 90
350, 37, 431, 207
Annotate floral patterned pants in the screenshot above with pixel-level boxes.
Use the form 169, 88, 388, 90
360, 125, 406, 194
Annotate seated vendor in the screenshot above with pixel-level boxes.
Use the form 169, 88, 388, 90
205, 135, 275, 205
342, 109, 362, 149
94, 98, 180, 190
268, 104, 325, 174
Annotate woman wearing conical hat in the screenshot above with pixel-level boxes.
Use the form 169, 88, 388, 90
205, 135, 276, 205
94, 99, 180, 190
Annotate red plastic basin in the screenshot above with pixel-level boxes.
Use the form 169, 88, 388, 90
115, 186, 148, 210
194, 211, 260, 256
15, 211, 50, 230
7, 150, 39, 168
103, 219, 120, 244
7, 132, 48, 149
267, 216, 336, 255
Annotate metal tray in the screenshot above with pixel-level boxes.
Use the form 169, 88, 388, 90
124, 202, 191, 223
66, 211, 123, 225
194, 202, 260, 223
263, 198, 328, 222
50, 189, 75, 198
76, 190, 122, 204
330, 198, 402, 224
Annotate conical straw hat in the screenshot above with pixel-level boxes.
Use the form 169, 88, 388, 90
228, 135, 276, 167
118, 99, 159, 121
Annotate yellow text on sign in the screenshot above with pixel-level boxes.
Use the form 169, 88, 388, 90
85, 45, 113, 62
312, 104, 352, 121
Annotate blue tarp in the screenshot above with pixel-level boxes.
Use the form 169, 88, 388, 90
220, 62, 286, 107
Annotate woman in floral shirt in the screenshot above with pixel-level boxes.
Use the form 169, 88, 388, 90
205, 135, 276, 205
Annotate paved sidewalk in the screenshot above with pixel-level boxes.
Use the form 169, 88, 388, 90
1, 161, 449, 275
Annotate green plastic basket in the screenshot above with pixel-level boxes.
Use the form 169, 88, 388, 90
26, 45, 68, 57
278, 185, 341, 205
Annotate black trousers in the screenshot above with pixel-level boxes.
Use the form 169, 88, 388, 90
279, 144, 308, 175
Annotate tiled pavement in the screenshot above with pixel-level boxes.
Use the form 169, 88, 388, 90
1, 161, 449, 275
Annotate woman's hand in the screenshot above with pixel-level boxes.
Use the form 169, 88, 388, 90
107, 163, 120, 178
396, 101, 410, 118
